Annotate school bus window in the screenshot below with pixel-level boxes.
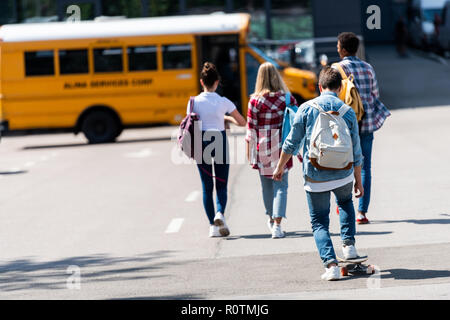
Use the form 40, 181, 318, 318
128, 46, 157, 72
24, 50, 55, 76
162, 44, 192, 70
94, 47, 123, 73
59, 49, 89, 75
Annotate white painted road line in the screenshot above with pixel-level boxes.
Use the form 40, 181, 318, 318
165, 218, 184, 234
185, 190, 200, 202
124, 148, 153, 158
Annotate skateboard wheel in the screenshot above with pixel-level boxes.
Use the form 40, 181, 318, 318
341, 266, 348, 276
367, 265, 375, 274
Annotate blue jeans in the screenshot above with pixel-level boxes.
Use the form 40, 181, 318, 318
306, 182, 356, 267
196, 131, 229, 225
358, 132, 374, 213
259, 173, 288, 219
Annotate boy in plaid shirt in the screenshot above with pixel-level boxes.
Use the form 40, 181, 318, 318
336, 32, 390, 224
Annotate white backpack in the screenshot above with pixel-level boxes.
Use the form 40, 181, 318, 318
309, 102, 354, 170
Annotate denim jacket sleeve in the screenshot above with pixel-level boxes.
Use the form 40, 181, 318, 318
348, 111, 363, 167
282, 105, 307, 155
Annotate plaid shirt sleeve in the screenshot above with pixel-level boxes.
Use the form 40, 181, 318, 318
370, 67, 380, 99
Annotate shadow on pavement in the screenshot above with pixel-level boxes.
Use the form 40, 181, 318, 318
20, 131, 244, 151
382, 268, 450, 281
0, 170, 28, 175
371, 216, 450, 225
22, 136, 172, 150
114, 293, 205, 300
225, 230, 392, 240
0, 250, 176, 293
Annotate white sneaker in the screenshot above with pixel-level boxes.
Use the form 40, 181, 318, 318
214, 212, 230, 237
321, 266, 341, 281
267, 218, 274, 232
209, 225, 221, 238
342, 245, 358, 259
271, 224, 285, 239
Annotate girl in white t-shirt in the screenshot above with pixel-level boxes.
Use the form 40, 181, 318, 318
188, 62, 246, 238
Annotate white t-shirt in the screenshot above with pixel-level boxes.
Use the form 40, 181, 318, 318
303, 174, 354, 193
186, 92, 236, 131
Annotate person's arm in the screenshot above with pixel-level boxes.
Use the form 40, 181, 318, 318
225, 109, 246, 127
353, 165, 364, 198
245, 99, 258, 163
246, 140, 251, 163
348, 111, 364, 198
224, 115, 235, 125
273, 106, 307, 180
350, 111, 363, 169
223, 97, 246, 127
273, 151, 293, 181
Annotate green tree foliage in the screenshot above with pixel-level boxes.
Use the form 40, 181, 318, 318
9, 0, 312, 40
149, 0, 179, 16
102, 0, 142, 17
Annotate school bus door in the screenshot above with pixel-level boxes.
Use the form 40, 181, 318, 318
196, 34, 242, 113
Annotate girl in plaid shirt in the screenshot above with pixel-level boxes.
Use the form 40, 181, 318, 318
245, 62, 298, 239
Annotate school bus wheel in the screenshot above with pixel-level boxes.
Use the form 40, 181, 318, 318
79, 108, 121, 144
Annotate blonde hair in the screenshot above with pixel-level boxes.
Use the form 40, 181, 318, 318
253, 62, 289, 97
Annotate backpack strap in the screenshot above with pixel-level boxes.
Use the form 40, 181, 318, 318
285, 92, 291, 108
332, 63, 348, 80
337, 104, 351, 117
312, 101, 350, 119
310, 101, 325, 113
188, 96, 195, 114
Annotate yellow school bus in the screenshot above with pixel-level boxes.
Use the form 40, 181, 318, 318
0, 13, 317, 143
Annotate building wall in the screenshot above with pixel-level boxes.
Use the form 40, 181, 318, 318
312, 0, 408, 43
312, 0, 363, 38
0, 0, 17, 24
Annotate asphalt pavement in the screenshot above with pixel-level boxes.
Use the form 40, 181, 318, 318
0, 45, 449, 300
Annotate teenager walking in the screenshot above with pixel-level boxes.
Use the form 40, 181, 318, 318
274, 67, 364, 280
335, 32, 390, 224
245, 62, 298, 238
189, 62, 246, 237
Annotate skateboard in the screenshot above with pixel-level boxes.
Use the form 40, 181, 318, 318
337, 255, 375, 276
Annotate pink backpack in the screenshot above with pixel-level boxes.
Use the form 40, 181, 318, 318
177, 97, 200, 159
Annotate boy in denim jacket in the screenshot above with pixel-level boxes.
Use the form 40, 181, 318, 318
273, 67, 364, 281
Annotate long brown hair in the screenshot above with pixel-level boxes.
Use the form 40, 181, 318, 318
252, 62, 288, 97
